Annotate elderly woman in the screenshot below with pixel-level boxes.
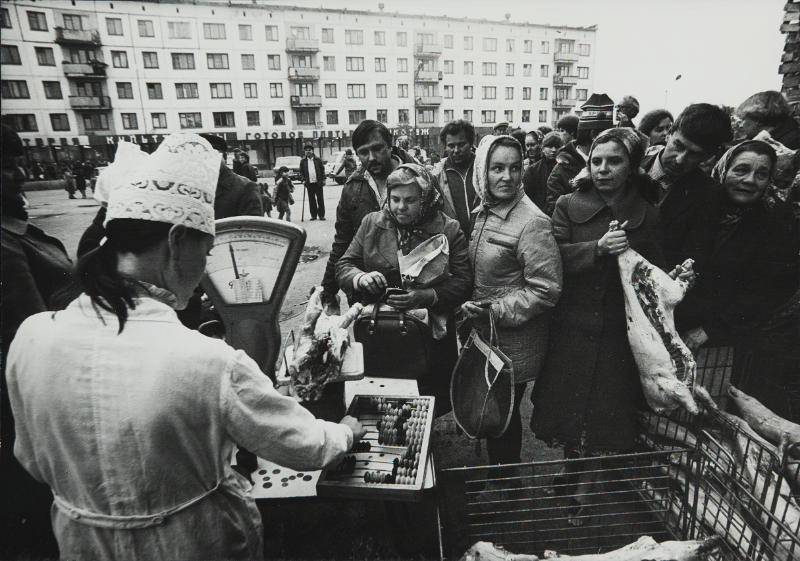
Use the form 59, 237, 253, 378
6, 134, 364, 561
461, 135, 563, 471
735, 90, 800, 149
638, 109, 673, 147
336, 163, 473, 412
681, 140, 800, 422
523, 131, 567, 211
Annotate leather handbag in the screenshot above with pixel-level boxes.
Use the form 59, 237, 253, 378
353, 303, 431, 380
450, 312, 515, 439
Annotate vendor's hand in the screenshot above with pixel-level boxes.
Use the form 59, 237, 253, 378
340, 415, 366, 443
682, 327, 709, 353
597, 220, 630, 256
386, 288, 435, 310
357, 271, 387, 295
667, 263, 697, 288
461, 300, 492, 320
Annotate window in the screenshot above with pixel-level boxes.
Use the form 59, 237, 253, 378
179, 112, 202, 129
505, 87, 513, 100
324, 84, 336, 98
374, 31, 385, 45
5, 114, 37, 132
2, 81, 30, 99
267, 55, 281, 70
417, 108, 434, 124
523, 63, 532, 77
504, 110, 513, 122
82, 114, 108, 131
540, 88, 548, 100
106, 17, 123, 36
444, 34, 453, 48
175, 83, 199, 99
579, 43, 590, 56
522, 110, 530, 123
270, 83, 283, 97
146, 82, 163, 99
539, 110, 548, 123
482, 37, 497, 51
322, 28, 334, 43
349, 110, 366, 125
578, 66, 589, 79
347, 84, 366, 98
482, 62, 497, 76
151, 113, 167, 129
207, 53, 229, 69
121, 113, 138, 130
522, 87, 531, 100
290, 26, 310, 39
444, 109, 454, 122
323, 56, 335, 71
463, 36, 473, 50
50, 114, 70, 131
375, 84, 387, 98
116, 82, 134, 99
272, 111, 285, 125
265, 25, 278, 41
111, 51, 128, 68
397, 32, 407, 47
239, 24, 252, 41
444, 60, 454, 74
168, 21, 192, 39
481, 110, 496, 124
296, 110, 316, 126
506, 39, 514, 52
326, 110, 338, 125
345, 30, 363, 45
28, 11, 47, 31
397, 58, 408, 72
1, 45, 21, 64
244, 83, 257, 98
210, 83, 232, 98
377, 109, 388, 123
1, 8, 11, 28
74, 82, 102, 97
346, 57, 364, 71
576, 89, 588, 101
375, 57, 386, 72
36, 47, 55, 66
541, 41, 550, 54
463, 61, 473, 75
555, 87, 570, 100
239, 111, 257, 126
505, 63, 514, 76
555, 39, 574, 54
463, 85, 473, 99
203, 23, 226, 40
64, 48, 94, 65
463, 109, 472, 122
523, 39, 533, 53
42, 81, 61, 99
540, 65, 549, 78
138, 19, 154, 37
482, 86, 496, 100
172, 53, 195, 69
416, 32, 434, 47
62, 14, 85, 31
213, 112, 235, 128
397, 109, 409, 124
142, 52, 158, 68
241, 54, 255, 70
398, 84, 408, 98
443, 85, 453, 99
294, 83, 314, 96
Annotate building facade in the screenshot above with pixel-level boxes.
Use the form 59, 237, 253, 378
0, 0, 596, 166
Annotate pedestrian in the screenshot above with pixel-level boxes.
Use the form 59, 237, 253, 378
556, 115, 579, 143
523, 131, 542, 170
638, 109, 674, 147
75, 161, 88, 199
616, 95, 640, 128
199, 134, 263, 219
333, 148, 358, 180
523, 131, 567, 210
735, 90, 800, 149
274, 166, 295, 221
433, 119, 479, 237
63, 162, 77, 199
300, 144, 326, 220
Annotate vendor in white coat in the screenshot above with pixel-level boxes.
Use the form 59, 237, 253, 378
6, 133, 364, 561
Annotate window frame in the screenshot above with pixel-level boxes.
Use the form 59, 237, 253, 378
28, 11, 48, 31
121, 112, 139, 130
203, 22, 226, 40
175, 82, 199, 99
106, 17, 123, 36
151, 112, 167, 129
206, 53, 229, 70
142, 51, 158, 69
50, 113, 70, 131
137, 19, 154, 37
179, 112, 202, 129
171, 53, 195, 70
209, 82, 233, 99
146, 82, 163, 100
212, 111, 235, 128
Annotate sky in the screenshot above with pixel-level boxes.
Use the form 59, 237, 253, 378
272, 0, 787, 117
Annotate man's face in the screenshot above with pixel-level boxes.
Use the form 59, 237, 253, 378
304, 147, 314, 158
524, 134, 539, 159
660, 131, 709, 178
355, 131, 393, 178
444, 131, 472, 165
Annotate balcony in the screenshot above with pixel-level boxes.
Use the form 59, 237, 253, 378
296, 121, 325, 129
416, 95, 443, 106
414, 43, 443, 57
553, 51, 579, 62
62, 60, 107, 77
553, 74, 578, 85
285, 38, 320, 52
414, 70, 442, 82
290, 95, 322, 107
552, 98, 577, 109
288, 66, 321, 81
69, 95, 112, 110
55, 27, 101, 45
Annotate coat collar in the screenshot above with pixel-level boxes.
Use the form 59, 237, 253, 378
472, 190, 525, 219
566, 183, 648, 228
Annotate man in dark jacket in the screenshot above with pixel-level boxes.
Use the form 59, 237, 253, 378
299, 144, 326, 220
434, 119, 479, 236
200, 134, 263, 219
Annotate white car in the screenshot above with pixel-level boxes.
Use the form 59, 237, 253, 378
273, 156, 302, 181
324, 151, 346, 176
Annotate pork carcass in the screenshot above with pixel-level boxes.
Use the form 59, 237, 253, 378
614, 222, 698, 415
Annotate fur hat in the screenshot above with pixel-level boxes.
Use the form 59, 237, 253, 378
578, 93, 615, 132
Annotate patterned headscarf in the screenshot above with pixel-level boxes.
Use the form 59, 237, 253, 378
472, 134, 524, 207
386, 163, 444, 254
711, 140, 777, 185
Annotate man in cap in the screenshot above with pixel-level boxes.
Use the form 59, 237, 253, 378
300, 144, 326, 220
433, 119, 479, 237
200, 133, 263, 219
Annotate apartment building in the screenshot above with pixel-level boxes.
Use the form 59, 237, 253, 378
0, 0, 596, 166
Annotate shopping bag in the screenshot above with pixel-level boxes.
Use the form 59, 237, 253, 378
398, 233, 450, 288
450, 312, 515, 439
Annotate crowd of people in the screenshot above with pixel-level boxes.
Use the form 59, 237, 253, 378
1, 87, 799, 560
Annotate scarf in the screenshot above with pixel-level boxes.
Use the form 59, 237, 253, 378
386, 163, 443, 255
472, 135, 524, 209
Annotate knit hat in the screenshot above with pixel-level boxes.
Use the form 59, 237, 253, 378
94, 141, 149, 206
105, 133, 220, 235
578, 93, 615, 132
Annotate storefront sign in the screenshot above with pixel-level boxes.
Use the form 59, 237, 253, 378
21, 136, 83, 147
241, 129, 352, 141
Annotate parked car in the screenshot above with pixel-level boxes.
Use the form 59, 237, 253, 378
273, 155, 302, 181
324, 151, 346, 177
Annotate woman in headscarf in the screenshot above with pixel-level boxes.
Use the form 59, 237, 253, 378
336, 163, 473, 412
6, 133, 365, 561
461, 135, 563, 474
680, 140, 800, 421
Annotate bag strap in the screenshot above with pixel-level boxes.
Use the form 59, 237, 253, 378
368, 303, 407, 336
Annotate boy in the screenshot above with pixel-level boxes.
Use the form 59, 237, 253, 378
274, 166, 294, 221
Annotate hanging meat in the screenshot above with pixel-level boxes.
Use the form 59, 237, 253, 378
612, 221, 699, 415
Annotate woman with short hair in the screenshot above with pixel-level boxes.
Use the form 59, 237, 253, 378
638, 109, 674, 147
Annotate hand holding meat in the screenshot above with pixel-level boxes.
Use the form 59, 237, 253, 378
597, 220, 629, 255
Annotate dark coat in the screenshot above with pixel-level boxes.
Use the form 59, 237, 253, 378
300, 156, 325, 186
213, 165, 263, 219
523, 157, 556, 212
531, 179, 664, 453
544, 141, 587, 215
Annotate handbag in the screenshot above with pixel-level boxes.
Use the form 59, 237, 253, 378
450, 311, 515, 439
353, 303, 431, 380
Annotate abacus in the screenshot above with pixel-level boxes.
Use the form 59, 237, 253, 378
317, 395, 435, 501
